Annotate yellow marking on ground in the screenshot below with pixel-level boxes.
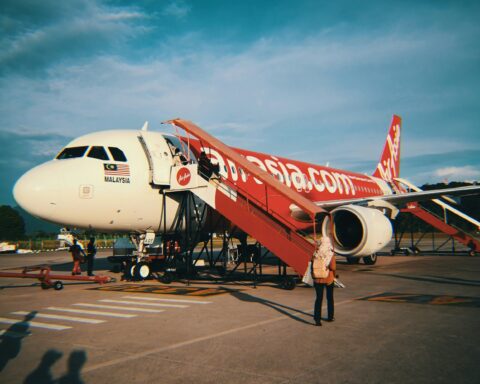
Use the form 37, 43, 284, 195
360, 292, 480, 307
122, 287, 153, 292
430, 296, 471, 305
152, 288, 181, 294
189, 288, 219, 296
90, 284, 239, 296
368, 294, 419, 303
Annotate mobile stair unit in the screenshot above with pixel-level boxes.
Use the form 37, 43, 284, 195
392, 178, 480, 256
164, 119, 327, 278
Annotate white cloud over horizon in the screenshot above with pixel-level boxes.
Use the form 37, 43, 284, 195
434, 166, 480, 181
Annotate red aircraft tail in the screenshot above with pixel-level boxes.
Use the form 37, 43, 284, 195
373, 115, 402, 181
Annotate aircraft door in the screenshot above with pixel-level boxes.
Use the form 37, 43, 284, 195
139, 131, 172, 185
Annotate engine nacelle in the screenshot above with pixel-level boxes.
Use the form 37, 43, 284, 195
322, 205, 392, 257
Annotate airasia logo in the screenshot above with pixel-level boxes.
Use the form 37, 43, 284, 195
376, 123, 401, 181
177, 167, 191, 186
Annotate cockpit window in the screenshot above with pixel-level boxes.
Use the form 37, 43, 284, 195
108, 147, 127, 162
56, 146, 88, 159
87, 146, 110, 160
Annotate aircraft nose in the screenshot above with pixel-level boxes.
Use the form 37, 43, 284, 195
13, 163, 61, 219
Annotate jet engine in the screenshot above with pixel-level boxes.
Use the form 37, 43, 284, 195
321, 205, 392, 256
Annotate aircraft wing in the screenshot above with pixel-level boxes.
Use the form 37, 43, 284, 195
290, 185, 480, 220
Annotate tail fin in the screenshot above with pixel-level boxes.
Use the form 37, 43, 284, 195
373, 115, 402, 181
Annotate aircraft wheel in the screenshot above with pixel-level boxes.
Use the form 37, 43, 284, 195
53, 281, 64, 290
363, 254, 378, 265
127, 264, 137, 280
346, 257, 360, 264
41, 282, 51, 290
161, 272, 173, 284
134, 262, 151, 280
281, 277, 296, 290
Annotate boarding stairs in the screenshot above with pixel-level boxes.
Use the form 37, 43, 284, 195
165, 119, 327, 276
396, 179, 480, 253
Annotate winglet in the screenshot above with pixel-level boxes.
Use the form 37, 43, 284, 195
141, 121, 149, 131
373, 115, 402, 181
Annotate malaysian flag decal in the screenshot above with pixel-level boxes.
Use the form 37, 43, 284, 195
104, 163, 130, 176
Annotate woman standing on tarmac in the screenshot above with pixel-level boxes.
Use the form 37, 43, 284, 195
312, 237, 336, 326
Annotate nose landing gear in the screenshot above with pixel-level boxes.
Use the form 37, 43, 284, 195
126, 232, 156, 281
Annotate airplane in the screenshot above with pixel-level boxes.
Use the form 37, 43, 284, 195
12, 115, 480, 278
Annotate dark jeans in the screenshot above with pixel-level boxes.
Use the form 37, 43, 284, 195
86, 254, 95, 275
314, 282, 334, 321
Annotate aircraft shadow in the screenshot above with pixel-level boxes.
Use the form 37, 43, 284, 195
0, 283, 40, 290
50, 258, 113, 273
379, 273, 480, 287
227, 288, 313, 325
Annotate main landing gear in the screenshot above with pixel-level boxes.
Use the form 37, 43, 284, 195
346, 254, 378, 265
362, 253, 378, 265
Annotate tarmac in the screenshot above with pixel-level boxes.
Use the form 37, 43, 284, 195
0, 250, 479, 383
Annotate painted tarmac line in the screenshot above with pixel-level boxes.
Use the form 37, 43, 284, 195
122, 295, 212, 305
47, 306, 137, 318
84, 298, 355, 374
74, 303, 164, 314
12, 311, 106, 324
99, 299, 188, 308
0, 317, 71, 330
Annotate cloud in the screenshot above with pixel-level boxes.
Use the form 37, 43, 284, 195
434, 166, 480, 181
0, 130, 71, 204
162, 1, 191, 19
397, 150, 480, 185
0, 130, 70, 166
0, 0, 147, 76
2, 24, 479, 151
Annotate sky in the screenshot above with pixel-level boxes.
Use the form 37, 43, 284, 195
1, 0, 480, 205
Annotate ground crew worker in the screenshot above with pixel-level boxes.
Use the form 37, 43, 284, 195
86, 237, 97, 276
69, 239, 86, 275
312, 237, 336, 326
198, 151, 214, 178
173, 148, 187, 165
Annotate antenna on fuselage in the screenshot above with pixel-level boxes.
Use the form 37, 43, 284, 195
141, 121, 149, 131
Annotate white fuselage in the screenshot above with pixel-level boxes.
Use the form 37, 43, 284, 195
13, 130, 191, 233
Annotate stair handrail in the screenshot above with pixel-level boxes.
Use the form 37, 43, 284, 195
406, 202, 480, 241
396, 177, 480, 229
165, 119, 328, 236
198, 167, 315, 250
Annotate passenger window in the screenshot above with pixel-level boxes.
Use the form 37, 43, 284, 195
108, 147, 127, 162
56, 146, 88, 159
87, 146, 110, 160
